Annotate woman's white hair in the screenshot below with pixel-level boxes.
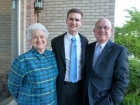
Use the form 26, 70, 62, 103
27, 23, 49, 40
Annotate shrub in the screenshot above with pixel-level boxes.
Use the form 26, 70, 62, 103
120, 94, 140, 105
115, 35, 140, 59
126, 59, 140, 94
120, 59, 140, 105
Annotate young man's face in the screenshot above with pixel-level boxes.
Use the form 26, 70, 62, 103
66, 13, 82, 36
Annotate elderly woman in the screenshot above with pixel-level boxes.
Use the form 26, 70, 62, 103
8, 23, 58, 105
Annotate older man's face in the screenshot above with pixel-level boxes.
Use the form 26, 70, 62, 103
93, 18, 113, 44
30, 30, 47, 53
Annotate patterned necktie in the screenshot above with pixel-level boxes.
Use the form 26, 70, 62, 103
93, 44, 101, 66
70, 37, 77, 83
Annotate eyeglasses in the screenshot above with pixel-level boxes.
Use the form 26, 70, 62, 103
95, 26, 110, 30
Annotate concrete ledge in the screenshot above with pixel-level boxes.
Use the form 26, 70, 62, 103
0, 96, 14, 105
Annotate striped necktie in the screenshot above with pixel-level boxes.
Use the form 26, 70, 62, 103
93, 44, 101, 66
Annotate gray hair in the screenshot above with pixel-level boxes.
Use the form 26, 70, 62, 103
27, 23, 49, 40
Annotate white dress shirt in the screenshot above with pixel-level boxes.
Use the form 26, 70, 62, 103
64, 32, 82, 82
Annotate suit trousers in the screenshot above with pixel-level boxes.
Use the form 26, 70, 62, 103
58, 81, 82, 105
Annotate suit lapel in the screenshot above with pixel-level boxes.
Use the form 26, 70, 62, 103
95, 40, 113, 66
79, 34, 85, 64
58, 33, 66, 63
90, 42, 96, 68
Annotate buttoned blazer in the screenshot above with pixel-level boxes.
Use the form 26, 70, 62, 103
82, 40, 129, 105
51, 32, 88, 102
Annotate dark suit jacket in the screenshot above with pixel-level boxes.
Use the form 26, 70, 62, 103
82, 40, 129, 105
51, 32, 88, 103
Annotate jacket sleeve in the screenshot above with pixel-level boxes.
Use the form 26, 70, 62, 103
111, 47, 129, 105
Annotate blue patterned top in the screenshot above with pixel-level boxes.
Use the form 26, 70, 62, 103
8, 47, 58, 105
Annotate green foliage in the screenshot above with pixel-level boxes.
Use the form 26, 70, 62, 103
115, 7, 140, 104
114, 7, 140, 59
120, 59, 140, 105
115, 7, 140, 38
120, 94, 140, 105
123, 7, 140, 37
114, 34, 140, 59
126, 59, 140, 94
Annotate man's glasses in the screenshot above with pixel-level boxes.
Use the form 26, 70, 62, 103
95, 26, 110, 30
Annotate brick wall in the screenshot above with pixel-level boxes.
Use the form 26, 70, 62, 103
0, 0, 11, 98
25, 0, 35, 52
20, 0, 27, 53
20, 0, 35, 53
38, 0, 115, 50
0, 0, 35, 101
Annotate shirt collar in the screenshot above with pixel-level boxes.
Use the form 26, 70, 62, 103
96, 40, 108, 49
66, 32, 79, 42
31, 47, 48, 58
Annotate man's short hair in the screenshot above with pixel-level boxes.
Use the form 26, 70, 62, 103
67, 8, 83, 19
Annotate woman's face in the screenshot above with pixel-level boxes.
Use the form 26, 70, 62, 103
30, 30, 47, 54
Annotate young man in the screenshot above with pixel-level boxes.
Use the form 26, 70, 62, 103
51, 8, 88, 105
82, 18, 129, 105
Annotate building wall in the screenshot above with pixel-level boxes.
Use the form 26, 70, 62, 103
39, 0, 115, 50
25, 0, 35, 51
20, 0, 27, 53
0, 0, 35, 101
11, 1, 18, 63
0, 0, 11, 97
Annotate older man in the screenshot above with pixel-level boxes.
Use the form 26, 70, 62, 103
82, 18, 129, 105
